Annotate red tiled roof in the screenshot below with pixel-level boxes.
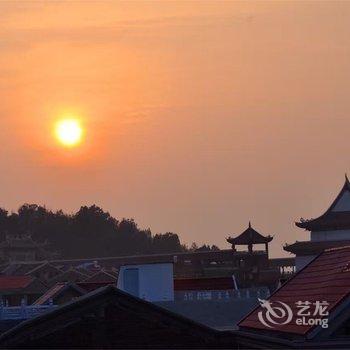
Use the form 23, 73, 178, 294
0, 276, 33, 290
174, 277, 234, 291
239, 246, 350, 335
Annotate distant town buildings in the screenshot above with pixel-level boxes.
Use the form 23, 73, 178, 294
0, 275, 47, 306
0, 177, 350, 347
0, 233, 57, 263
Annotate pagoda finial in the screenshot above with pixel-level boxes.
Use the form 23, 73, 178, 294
248, 221, 251, 228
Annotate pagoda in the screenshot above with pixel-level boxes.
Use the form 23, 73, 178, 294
226, 223, 278, 289
227, 222, 273, 255
285, 175, 350, 270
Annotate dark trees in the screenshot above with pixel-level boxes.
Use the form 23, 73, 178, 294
0, 204, 187, 258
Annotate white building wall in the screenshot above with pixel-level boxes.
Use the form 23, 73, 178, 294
332, 191, 350, 212
311, 229, 350, 242
117, 263, 174, 302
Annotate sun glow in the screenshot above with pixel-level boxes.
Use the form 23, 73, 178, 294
55, 118, 83, 147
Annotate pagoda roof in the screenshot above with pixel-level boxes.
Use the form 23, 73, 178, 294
226, 223, 273, 245
284, 239, 350, 255
296, 175, 350, 231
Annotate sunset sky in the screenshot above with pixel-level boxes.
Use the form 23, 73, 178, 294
1, 1, 350, 257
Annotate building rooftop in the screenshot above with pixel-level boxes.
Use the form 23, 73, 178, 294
296, 176, 350, 231
284, 239, 350, 254
0, 285, 235, 348
47, 268, 90, 286
238, 245, 350, 338
33, 282, 85, 305
0, 276, 33, 290
84, 270, 117, 283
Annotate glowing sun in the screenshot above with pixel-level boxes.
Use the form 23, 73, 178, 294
55, 119, 83, 147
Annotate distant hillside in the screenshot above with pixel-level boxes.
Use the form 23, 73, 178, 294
0, 204, 218, 259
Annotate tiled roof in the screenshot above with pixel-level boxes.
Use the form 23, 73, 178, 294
33, 283, 66, 305
84, 270, 117, 283
239, 245, 350, 336
0, 276, 33, 290
0, 285, 225, 348
284, 239, 350, 254
33, 283, 86, 305
296, 211, 350, 231
47, 268, 89, 285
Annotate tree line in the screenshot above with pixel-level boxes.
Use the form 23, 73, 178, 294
0, 204, 219, 258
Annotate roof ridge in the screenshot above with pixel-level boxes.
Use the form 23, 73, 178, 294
325, 245, 350, 252
345, 173, 350, 186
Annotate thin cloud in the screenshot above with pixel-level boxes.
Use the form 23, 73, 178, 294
0, 13, 254, 52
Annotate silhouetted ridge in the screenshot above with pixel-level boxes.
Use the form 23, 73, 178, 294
0, 204, 217, 259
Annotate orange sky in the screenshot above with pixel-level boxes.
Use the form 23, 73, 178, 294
1, 1, 350, 257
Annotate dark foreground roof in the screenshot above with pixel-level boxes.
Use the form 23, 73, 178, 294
0, 285, 238, 349
296, 176, 350, 231
237, 246, 350, 347
227, 223, 273, 245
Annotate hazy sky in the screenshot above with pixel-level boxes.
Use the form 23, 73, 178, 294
1, 1, 350, 257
